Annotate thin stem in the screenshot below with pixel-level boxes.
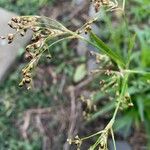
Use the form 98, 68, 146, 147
81, 130, 104, 141
122, 0, 126, 11
41, 35, 75, 54
111, 128, 116, 150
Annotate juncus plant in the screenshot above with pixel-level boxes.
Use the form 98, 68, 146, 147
0, 0, 150, 149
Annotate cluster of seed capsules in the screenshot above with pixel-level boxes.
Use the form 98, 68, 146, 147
0, 16, 68, 89
0, 16, 38, 43
7, 16, 47, 89
67, 135, 82, 150
89, 51, 133, 109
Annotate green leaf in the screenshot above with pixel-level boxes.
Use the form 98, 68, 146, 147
73, 64, 87, 83
90, 32, 126, 68
126, 33, 136, 67
136, 97, 145, 122
114, 113, 133, 137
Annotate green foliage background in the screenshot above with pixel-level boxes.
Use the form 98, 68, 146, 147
0, 0, 53, 15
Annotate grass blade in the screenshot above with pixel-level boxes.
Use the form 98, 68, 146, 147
90, 32, 126, 68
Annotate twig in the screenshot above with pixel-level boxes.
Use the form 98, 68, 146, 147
64, 86, 77, 150
21, 107, 52, 139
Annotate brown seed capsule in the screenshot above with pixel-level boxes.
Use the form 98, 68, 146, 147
8, 34, 14, 44
25, 73, 31, 78
25, 45, 31, 52
25, 78, 31, 84
100, 80, 105, 85
29, 64, 33, 70
11, 17, 20, 23
35, 51, 40, 57
11, 17, 16, 22
31, 27, 40, 32
26, 44, 34, 52
32, 34, 41, 42
46, 54, 52, 59
95, 3, 100, 12
8, 33, 14, 40
8, 40, 13, 44
20, 30, 26, 36
33, 42, 41, 49
22, 20, 28, 25
84, 25, 92, 34
25, 52, 33, 60
8, 21, 13, 28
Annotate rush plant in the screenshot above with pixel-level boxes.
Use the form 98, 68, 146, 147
0, 0, 150, 149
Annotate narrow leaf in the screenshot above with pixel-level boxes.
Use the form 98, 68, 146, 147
127, 33, 136, 67
90, 32, 125, 68
136, 97, 145, 122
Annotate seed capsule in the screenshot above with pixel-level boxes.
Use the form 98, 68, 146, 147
31, 27, 40, 32
46, 54, 52, 59
25, 73, 31, 78
8, 21, 13, 28
20, 30, 26, 36
25, 78, 31, 83
33, 42, 41, 49
11, 17, 20, 23
8, 34, 14, 44
25, 52, 33, 60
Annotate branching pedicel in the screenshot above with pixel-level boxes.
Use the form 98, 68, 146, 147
1, 0, 144, 150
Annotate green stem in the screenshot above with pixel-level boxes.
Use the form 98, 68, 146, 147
124, 69, 150, 75
81, 130, 104, 141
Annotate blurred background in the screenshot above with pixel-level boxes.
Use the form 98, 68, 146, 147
0, 0, 150, 149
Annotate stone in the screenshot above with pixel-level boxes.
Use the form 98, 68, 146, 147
77, 32, 89, 56
87, 58, 98, 73
0, 8, 32, 83
76, 3, 101, 57
88, 3, 97, 18
109, 140, 132, 150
